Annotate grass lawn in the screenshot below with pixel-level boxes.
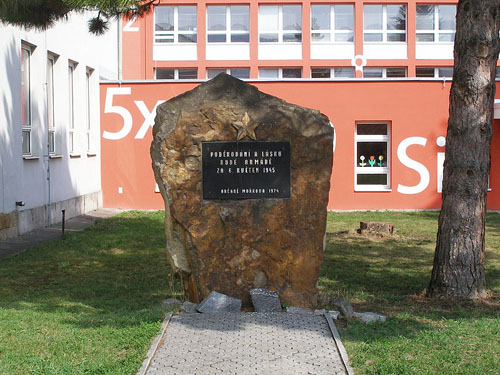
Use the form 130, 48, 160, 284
0, 210, 498, 374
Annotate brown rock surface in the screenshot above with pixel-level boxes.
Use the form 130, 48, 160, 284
151, 74, 333, 307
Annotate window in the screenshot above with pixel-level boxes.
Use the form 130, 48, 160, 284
416, 5, 456, 42
258, 68, 301, 79
155, 68, 198, 79
364, 4, 406, 42
154, 6, 197, 43
416, 67, 453, 78
311, 4, 354, 43
363, 67, 406, 78
259, 5, 302, 43
86, 68, 93, 152
47, 55, 56, 154
355, 123, 390, 191
311, 67, 354, 78
207, 68, 250, 79
207, 5, 249, 43
68, 62, 76, 154
21, 44, 32, 155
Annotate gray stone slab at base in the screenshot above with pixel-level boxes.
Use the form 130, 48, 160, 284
142, 312, 351, 375
196, 290, 242, 313
250, 288, 282, 312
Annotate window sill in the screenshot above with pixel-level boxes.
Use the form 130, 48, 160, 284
23, 155, 39, 160
49, 154, 63, 159
355, 187, 392, 192
87, 152, 97, 157
69, 153, 81, 158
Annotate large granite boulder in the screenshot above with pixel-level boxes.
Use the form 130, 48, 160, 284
151, 74, 333, 307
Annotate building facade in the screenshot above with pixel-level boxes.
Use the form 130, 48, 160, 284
0, 13, 119, 240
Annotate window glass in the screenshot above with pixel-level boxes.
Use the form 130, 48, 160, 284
283, 5, 301, 30
282, 68, 301, 78
416, 67, 435, 77
207, 69, 226, 79
438, 67, 453, 78
231, 6, 249, 31
364, 5, 382, 30
387, 5, 406, 31
363, 68, 383, 78
334, 67, 355, 78
178, 6, 196, 31
335, 5, 354, 31
178, 68, 197, 79
311, 5, 329, 30
156, 69, 175, 79
357, 124, 387, 135
47, 57, 55, 129
22, 131, 30, 154
259, 6, 279, 31
357, 174, 388, 185
357, 142, 388, 167
21, 47, 31, 126
230, 68, 250, 79
386, 67, 406, 78
438, 5, 456, 30
155, 6, 174, 31
259, 68, 279, 78
416, 5, 434, 30
311, 68, 330, 78
207, 6, 226, 31
49, 131, 55, 154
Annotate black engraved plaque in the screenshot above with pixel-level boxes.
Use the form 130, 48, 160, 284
202, 141, 291, 199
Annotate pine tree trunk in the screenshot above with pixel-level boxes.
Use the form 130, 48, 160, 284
427, 0, 500, 299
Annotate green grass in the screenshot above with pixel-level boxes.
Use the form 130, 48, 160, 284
0, 211, 181, 375
0, 211, 499, 374
321, 211, 500, 375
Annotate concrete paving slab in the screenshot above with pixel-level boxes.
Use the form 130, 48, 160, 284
0, 208, 124, 260
139, 312, 352, 375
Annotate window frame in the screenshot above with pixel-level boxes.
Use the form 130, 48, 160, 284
354, 122, 391, 192
363, 4, 407, 43
85, 67, 94, 153
311, 4, 354, 44
363, 67, 406, 78
416, 4, 456, 43
258, 67, 302, 79
21, 43, 33, 155
416, 67, 453, 78
311, 67, 355, 79
154, 5, 198, 44
258, 5, 302, 44
206, 68, 250, 79
47, 53, 57, 155
68, 61, 76, 155
206, 5, 249, 44
155, 68, 198, 79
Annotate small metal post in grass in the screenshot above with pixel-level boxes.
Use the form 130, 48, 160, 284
61, 209, 66, 239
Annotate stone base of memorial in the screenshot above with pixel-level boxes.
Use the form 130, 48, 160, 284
151, 73, 333, 308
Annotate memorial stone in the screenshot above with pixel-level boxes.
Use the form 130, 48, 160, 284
151, 73, 333, 307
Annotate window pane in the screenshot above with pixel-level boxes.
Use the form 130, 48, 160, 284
207, 6, 226, 31
21, 47, 30, 126
363, 68, 383, 78
283, 5, 302, 31
438, 68, 453, 78
207, 69, 226, 79
179, 68, 197, 79
156, 69, 175, 79
311, 68, 330, 78
416, 67, 435, 77
68, 65, 74, 129
155, 6, 174, 31
387, 5, 406, 31
208, 34, 226, 43
335, 5, 354, 31
416, 5, 434, 30
387, 33, 406, 42
364, 5, 382, 30
155, 34, 174, 43
439, 33, 455, 42
283, 33, 302, 43
357, 142, 387, 166
22, 131, 30, 154
334, 67, 354, 78
335, 32, 354, 42
282, 68, 301, 78
311, 5, 330, 30
364, 33, 383, 42
49, 131, 55, 154
231, 33, 249, 43
259, 68, 279, 78
387, 68, 406, 78
259, 6, 278, 31
312, 33, 330, 42
47, 58, 54, 129
230, 68, 250, 79
179, 34, 197, 43
439, 5, 456, 30
260, 33, 278, 43
178, 6, 196, 31
231, 6, 249, 31
357, 124, 387, 135
496, 68, 500, 79
416, 33, 434, 42
357, 174, 388, 185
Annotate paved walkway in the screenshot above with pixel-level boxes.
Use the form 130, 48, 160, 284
0, 208, 123, 260
139, 312, 354, 375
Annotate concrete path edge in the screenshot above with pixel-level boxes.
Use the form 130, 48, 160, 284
324, 311, 355, 375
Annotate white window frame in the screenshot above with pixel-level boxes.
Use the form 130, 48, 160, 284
354, 123, 391, 192
206, 68, 250, 79
68, 61, 76, 155
21, 43, 33, 156
258, 5, 302, 44
154, 5, 197, 44
311, 67, 355, 79
415, 67, 453, 78
363, 67, 406, 78
258, 67, 302, 79
85, 68, 94, 153
416, 5, 456, 43
363, 4, 406, 43
154, 68, 198, 79
206, 5, 249, 44
311, 4, 354, 44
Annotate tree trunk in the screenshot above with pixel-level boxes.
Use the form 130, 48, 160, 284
427, 0, 500, 299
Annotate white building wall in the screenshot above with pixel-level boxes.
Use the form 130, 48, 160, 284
0, 12, 118, 239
